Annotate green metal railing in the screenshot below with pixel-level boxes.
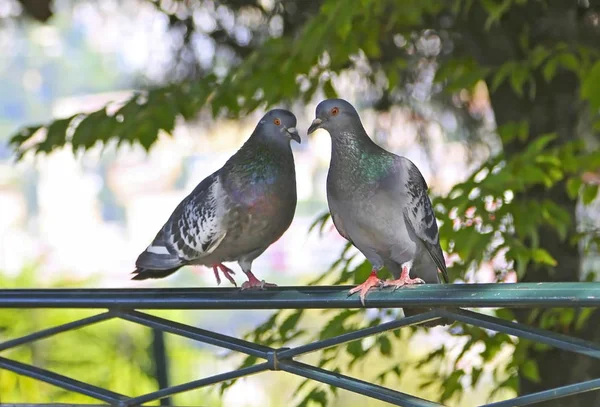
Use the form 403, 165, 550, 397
0, 282, 599, 406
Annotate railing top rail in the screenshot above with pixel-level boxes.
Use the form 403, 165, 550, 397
0, 282, 599, 309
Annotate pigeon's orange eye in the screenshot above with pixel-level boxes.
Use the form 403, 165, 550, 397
331, 107, 339, 116
273, 118, 281, 125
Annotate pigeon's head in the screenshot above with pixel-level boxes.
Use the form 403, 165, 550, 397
258, 109, 301, 144
307, 98, 361, 136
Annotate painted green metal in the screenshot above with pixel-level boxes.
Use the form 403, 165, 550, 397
0, 283, 598, 406
486, 378, 600, 407
0, 282, 599, 309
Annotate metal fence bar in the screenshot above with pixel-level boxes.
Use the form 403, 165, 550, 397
279, 310, 441, 359
0, 283, 599, 309
151, 328, 172, 406
485, 377, 600, 407
439, 308, 600, 358
280, 360, 442, 407
0, 312, 115, 351
124, 363, 270, 406
116, 310, 271, 357
0, 356, 126, 403
0, 285, 599, 406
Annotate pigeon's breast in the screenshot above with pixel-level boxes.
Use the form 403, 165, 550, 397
227, 172, 295, 216
330, 186, 416, 257
210, 170, 296, 260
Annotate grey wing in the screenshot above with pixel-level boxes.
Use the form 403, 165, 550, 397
134, 173, 227, 272
400, 159, 449, 283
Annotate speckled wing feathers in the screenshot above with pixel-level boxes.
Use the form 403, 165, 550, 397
169, 176, 226, 259
133, 173, 226, 278
402, 160, 449, 283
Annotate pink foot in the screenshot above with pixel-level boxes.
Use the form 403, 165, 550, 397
212, 264, 237, 287
348, 270, 383, 306
240, 270, 277, 290
383, 264, 425, 291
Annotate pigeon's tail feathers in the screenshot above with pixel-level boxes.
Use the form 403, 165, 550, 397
135, 243, 183, 271
423, 241, 449, 283
131, 265, 183, 280
133, 231, 186, 281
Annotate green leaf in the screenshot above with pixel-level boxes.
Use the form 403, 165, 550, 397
531, 248, 557, 266
308, 212, 331, 235
297, 388, 328, 407
529, 46, 550, 68
491, 61, 516, 92
9, 124, 44, 150
506, 244, 530, 278
495, 308, 515, 321
346, 339, 363, 358
440, 369, 465, 402
575, 308, 594, 331
497, 120, 528, 143
378, 335, 392, 356
555, 52, 580, 74
319, 310, 357, 340
323, 79, 338, 99
581, 60, 600, 111
278, 310, 303, 339
521, 359, 541, 383
481, 0, 512, 30
543, 57, 558, 82
37, 115, 77, 154
510, 65, 529, 97
525, 133, 556, 154
582, 184, 599, 205
71, 108, 115, 150
471, 367, 483, 387
566, 177, 582, 199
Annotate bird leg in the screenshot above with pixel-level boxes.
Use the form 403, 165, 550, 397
383, 261, 425, 290
212, 264, 237, 287
348, 269, 384, 306
240, 270, 277, 290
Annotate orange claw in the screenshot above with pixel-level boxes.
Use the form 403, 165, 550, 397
348, 270, 383, 306
212, 264, 237, 287
240, 270, 277, 290
383, 264, 425, 291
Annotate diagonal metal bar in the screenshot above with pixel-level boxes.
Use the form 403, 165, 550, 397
115, 310, 271, 358
485, 377, 600, 407
439, 308, 600, 359
1, 282, 599, 309
124, 362, 269, 406
0, 312, 115, 352
0, 356, 126, 403
280, 360, 442, 407
279, 310, 442, 359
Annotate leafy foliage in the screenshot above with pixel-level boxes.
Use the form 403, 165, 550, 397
0, 264, 222, 405
6, 0, 600, 406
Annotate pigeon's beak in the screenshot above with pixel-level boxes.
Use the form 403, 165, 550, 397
307, 118, 323, 135
286, 127, 301, 144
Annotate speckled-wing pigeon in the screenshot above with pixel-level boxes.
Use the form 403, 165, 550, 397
307, 98, 449, 312
132, 109, 300, 289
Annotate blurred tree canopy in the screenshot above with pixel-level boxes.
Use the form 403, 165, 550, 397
6, 0, 600, 405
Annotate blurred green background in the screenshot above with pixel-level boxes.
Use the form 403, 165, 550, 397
1, 1, 600, 406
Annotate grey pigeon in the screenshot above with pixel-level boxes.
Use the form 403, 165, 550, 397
132, 109, 300, 289
308, 99, 449, 320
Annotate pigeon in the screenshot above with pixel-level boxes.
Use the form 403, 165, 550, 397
307, 98, 449, 318
132, 109, 301, 289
